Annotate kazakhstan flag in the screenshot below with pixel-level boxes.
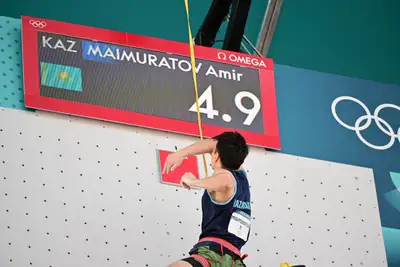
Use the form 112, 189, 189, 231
40, 62, 83, 92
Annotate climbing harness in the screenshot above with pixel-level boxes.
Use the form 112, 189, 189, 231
188, 237, 248, 267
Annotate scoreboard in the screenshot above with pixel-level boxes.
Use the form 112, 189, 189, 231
22, 16, 280, 149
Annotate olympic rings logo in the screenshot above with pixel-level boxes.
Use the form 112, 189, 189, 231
29, 20, 47, 29
331, 96, 400, 150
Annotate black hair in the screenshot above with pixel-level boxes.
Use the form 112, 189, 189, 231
213, 131, 249, 170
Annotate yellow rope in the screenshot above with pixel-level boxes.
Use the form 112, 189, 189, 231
183, 0, 208, 178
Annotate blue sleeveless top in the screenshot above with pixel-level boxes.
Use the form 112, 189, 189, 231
199, 169, 251, 250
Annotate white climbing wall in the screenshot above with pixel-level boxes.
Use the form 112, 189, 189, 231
0, 107, 388, 267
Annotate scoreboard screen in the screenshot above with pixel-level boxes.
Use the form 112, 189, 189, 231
22, 16, 280, 149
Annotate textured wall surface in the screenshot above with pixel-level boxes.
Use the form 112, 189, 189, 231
0, 107, 388, 267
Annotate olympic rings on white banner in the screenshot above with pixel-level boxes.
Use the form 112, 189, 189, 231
29, 20, 47, 29
331, 96, 400, 150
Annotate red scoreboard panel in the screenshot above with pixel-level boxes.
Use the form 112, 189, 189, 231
22, 16, 281, 149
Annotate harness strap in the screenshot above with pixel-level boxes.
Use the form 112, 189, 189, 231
189, 237, 249, 266
198, 237, 248, 260
198, 237, 240, 256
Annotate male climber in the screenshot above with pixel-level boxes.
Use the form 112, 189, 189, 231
163, 131, 251, 267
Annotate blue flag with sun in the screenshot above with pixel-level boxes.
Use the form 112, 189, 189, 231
40, 62, 83, 92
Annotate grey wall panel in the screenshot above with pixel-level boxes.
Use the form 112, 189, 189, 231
0, 108, 387, 267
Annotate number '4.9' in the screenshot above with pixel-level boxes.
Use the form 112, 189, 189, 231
189, 85, 219, 119
189, 85, 261, 126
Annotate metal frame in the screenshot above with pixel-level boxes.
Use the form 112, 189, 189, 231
192, 0, 283, 57
255, 0, 283, 56
225, 14, 262, 57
